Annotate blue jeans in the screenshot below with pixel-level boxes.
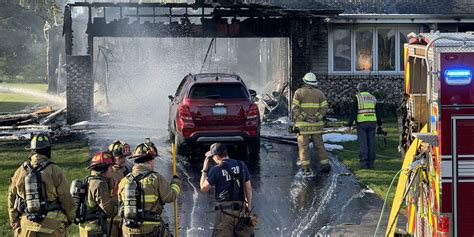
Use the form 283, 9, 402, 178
357, 122, 376, 168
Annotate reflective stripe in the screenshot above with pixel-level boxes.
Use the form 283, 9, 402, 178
79, 223, 99, 231
144, 194, 159, 203
295, 121, 324, 127
300, 102, 320, 109
320, 101, 328, 107
300, 160, 311, 165
296, 121, 323, 134
171, 184, 180, 194
22, 224, 56, 234
357, 109, 376, 114
320, 159, 329, 165
143, 221, 161, 225
46, 210, 67, 222
292, 99, 300, 106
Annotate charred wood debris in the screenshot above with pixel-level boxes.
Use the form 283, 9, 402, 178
0, 106, 72, 141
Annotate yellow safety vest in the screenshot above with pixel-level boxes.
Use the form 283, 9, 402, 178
356, 92, 377, 123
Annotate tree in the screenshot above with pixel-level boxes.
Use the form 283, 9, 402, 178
0, 2, 47, 81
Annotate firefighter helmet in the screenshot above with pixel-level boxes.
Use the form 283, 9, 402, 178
108, 140, 131, 157
131, 143, 157, 163
88, 151, 114, 169
26, 133, 52, 150
302, 72, 318, 86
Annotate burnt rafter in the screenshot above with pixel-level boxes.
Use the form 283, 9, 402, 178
65, 2, 342, 39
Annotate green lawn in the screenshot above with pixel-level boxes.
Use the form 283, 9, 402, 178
0, 139, 90, 237
0, 83, 48, 112
333, 120, 402, 203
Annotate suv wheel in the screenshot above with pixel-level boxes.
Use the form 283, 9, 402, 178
174, 134, 187, 156
247, 140, 260, 159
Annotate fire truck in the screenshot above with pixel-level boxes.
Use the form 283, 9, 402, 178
387, 32, 474, 237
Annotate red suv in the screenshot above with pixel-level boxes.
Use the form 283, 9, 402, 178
168, 73, 260, 158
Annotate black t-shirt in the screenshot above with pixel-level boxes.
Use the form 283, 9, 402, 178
207, 159, 251, 202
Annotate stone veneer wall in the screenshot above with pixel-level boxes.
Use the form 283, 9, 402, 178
292, 75, 404, 118
65, 55, 93, 124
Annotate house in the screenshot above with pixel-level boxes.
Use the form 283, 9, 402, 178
276, 0, 474, 116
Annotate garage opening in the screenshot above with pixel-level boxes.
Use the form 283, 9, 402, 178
92, 37, 290, 128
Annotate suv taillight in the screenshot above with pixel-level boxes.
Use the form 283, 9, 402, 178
437, 215, 449, 236
177, 105, 195, 137
178, 105, 193, 121
247, 103, 259, 120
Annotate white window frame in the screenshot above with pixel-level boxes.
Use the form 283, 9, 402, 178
328, 28, 352, 73
328, 25, 419, 75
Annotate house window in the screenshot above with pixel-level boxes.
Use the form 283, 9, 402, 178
329, 26, 418, 74
378, 28, 396, 71
399, 28, 413, 71
356, 28, 373, 71
332, 29, 351, 71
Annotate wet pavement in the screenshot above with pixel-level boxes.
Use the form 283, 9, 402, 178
85, 122, 383, 237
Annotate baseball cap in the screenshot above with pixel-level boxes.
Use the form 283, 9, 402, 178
205, 143, 227, 158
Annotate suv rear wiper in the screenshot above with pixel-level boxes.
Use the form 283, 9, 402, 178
205, 94, 221, 99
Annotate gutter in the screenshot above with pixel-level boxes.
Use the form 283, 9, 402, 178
329, 14, 474, 24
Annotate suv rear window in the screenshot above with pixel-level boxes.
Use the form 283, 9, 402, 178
188, 83, 249, 99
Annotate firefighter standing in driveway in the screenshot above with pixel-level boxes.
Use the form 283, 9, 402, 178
75, 152, 118, 237
347, 82, 383, 169
7, 133, 76, 237
291, 72, 331, 174
200, 143, 255, 237
108, 140, 132, 184
118, 143, 180, 237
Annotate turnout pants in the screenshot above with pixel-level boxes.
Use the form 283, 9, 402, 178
357, 122, 377, 168
297, 133, 329, 170
212, 201, 254, 237
19, 212, 67, 237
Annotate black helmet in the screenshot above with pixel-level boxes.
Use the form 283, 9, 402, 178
107, 140, 131, 157
26, 133, 51, 150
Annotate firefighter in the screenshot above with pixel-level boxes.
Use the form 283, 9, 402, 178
7, 133, 76, 237
76, 152, 119, 237
200, 143, 255, 237
346, 82, 383, 169
108, 140, 132, 182
118, 143, 180, 237
291, 72, 330, 174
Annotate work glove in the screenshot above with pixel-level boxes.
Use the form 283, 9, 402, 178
171, 175, 181, 187
10, 221, 20, 230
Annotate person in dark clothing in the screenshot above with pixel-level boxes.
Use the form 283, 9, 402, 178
200, 143, 255, 237
347, 83, 383, 169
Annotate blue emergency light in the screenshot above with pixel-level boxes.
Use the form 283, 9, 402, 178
444, 68, 472, 85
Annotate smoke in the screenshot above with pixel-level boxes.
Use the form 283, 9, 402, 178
92, 37, 289, 130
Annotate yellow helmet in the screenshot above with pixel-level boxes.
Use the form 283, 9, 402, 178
26, 133, 51, 150
131, 143, 158, 163
302, 72, 318, 86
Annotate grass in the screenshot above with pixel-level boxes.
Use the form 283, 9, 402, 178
0, 138, 90, 237
332, 119, 403, 203
0, 83, 48, 112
